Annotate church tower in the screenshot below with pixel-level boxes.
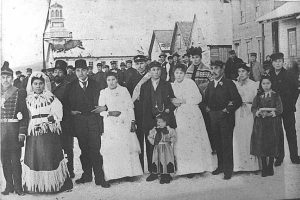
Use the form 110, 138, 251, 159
44, 2, 72, 44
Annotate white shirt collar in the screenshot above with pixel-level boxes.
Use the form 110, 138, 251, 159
213, 76, 223, 87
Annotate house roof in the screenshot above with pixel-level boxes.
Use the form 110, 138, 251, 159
177, 21, 193, 46
257, 2, 300, 23
154, 30, 173, 51
52, 39, 145, 58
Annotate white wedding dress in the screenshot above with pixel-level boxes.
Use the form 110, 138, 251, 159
233, 79, 260, 172
99, 85, 143, 181
172, 78, 215, 175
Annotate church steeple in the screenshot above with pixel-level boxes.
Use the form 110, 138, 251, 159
44, 2, 72, 43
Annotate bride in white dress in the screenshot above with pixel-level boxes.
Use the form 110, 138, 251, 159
98, 72, 143, 181
233, 64, 260, 172
172, 64, 215, 177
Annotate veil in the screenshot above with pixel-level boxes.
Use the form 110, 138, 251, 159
26, 71, 52, 95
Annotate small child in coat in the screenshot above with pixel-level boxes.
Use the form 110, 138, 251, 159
147, 114, 176, 184
250, 74, 283, 177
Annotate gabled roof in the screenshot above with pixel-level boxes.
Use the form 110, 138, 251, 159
257, 2, 300, 23
177, 21, 193, 46
148, 30, 173, 56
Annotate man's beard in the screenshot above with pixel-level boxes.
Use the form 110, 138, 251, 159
54, 76, 64, 83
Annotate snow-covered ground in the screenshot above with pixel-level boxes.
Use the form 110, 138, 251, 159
1, 101, 300, 200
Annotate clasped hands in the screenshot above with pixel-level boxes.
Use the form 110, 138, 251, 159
171, 98, 186, 107
256, 108, 276, 118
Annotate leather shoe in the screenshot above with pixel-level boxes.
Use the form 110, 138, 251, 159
95, 180, 110, 188
15, 190, 25, 196
146, 173, 158, 182
212, 168, 223, 175
187, 174, 195, 179
164, 174, 171, 184
223, 174, 232, 180
1, 188, 14, 195
274, 159, 282, 167
291, 157, 300, 164
75, 177, 92, 184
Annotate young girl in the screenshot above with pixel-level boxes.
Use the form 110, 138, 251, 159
148, 114, 176, 184
250, 75, 283, 177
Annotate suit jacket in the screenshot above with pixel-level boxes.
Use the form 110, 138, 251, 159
13, 78, 22, 89
204, 76, 242, 126
225, 57, 244, 80
91, 71, 107, 89
126, 69, 144, 96
270, 68, 299, 113
63, 78, 103, 135
140, 79, 176, 132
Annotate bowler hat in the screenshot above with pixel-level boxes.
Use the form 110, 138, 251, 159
75, 59, 88, 69
270, 52, 284, 61
26, 68, 32, 73
54, 60, 67, 74
16, 71, 22, 75
250, 52, 257, 57
120, 62, 126, 67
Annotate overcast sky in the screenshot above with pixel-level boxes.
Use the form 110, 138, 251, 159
2, 0, 231, 69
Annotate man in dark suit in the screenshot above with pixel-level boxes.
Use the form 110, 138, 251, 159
1, 62, 28, 196
124, 59, 137, 94
51, 60, 75, 178
158, 52, 168, 81
13, 71, 22, 88
269, 53, 300, 166
225, 50, 243, 80
140, 60, 176, 181
91, 63, 107, 88
63, 59, 109, 188
204, 60, 242, 180
21, 68, 32, 89
129, 55, 150, 171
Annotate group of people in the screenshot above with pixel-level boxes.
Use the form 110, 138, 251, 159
1, 45, 300, 196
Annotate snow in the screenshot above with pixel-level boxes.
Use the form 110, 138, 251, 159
1, 101, 300, 200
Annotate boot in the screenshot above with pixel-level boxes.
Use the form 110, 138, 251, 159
267, 157, 274, 176
261, 157, 267, 177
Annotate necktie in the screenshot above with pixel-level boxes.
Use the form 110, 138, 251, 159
82, 81, 87, 91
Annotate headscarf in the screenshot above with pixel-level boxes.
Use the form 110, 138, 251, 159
26, 71, 51, 95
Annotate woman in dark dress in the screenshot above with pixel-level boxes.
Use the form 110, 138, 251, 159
250, 75, 283, 177
23, 72, 72, 193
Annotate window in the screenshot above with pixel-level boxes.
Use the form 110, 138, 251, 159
288, 28, 297, 57
177, 34, 181, 49
246, 40, 252, 63
255, 2, 260, 18
234, 43, 240, 57
51, 10, 54, 17
258, 39, 262, 63
240, 0, 246, 23
60, 10, 63, 18
55, 10, 59, 17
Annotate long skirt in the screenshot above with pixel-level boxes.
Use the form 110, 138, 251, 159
23, 133, 72, 193
151, 143, 175, 174
250, 116, 282, 157
233, 105, 260, 172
